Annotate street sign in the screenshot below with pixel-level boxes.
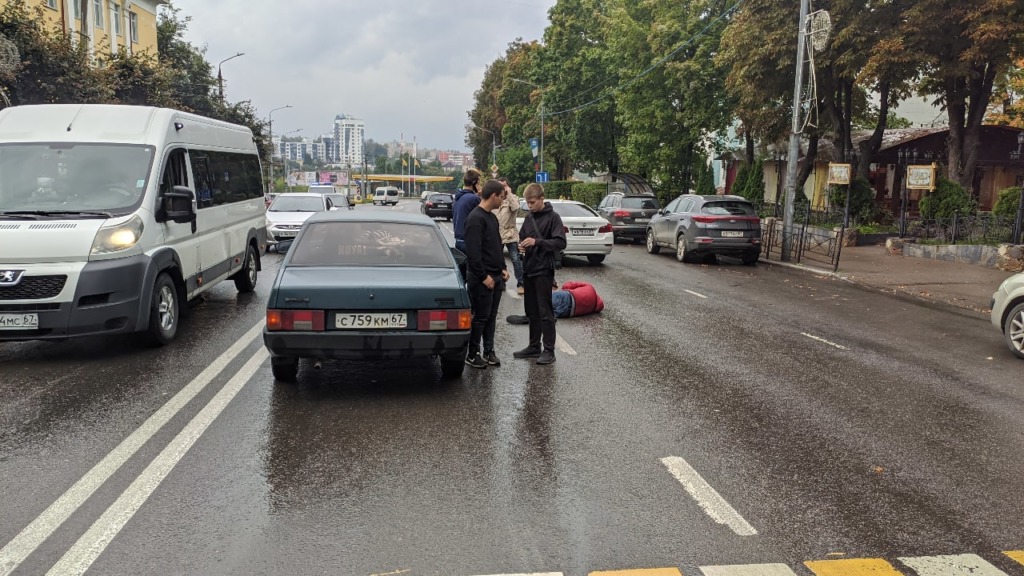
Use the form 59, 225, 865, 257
530, 138, 539, 158
535, 171, 549, 183
490, 164, 498, 178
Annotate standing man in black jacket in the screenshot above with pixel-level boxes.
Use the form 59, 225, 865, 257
513, 183, 567, 365
463, 179, 510, 369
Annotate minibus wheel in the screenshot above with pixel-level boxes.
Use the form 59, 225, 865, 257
147, 273, 179, 346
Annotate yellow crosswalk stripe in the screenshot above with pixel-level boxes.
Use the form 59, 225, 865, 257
1005, 551, 1024, 567
589, 565, 684, 569
805, 558, 905, 576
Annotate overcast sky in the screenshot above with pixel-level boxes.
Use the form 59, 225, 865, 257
172, 0, 557, 152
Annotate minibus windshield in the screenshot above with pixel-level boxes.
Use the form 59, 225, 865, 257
0, 143, 155, 218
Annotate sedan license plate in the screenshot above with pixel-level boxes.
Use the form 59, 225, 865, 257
721, 231, 745, 238
335, 312, 408, 329
0, 313, 38, 330
276, 230, 297, 238
572, 228, 596, 236
634, 218, 650, 223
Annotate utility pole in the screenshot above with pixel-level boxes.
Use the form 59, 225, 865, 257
217, 52, 244, 103
782, 0, 810, 261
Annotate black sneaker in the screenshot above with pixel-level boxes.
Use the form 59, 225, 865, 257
484, 351, 501, 366
536, 350, 556, 365
513, 346, 542, 359
465, 353, 488, 369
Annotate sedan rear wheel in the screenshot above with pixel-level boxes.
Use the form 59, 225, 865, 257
271, 357, 299, 382
586, 254, 605, 265
646, 229, 660, 254
440, 352, 466, 379
1004, 302, 1024, 359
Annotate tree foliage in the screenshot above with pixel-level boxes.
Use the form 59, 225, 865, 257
919, 177, 978, 219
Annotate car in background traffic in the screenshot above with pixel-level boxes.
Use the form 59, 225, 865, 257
373, 186, 400, 206
597, 192, 661, 243
262, 211, 472, 382
646, 194, 761, 265
324, 193, 353, 210
991, 272, 1024, 359
517, 199, 613, 265
421, 192, 454, 221
265, 193, 334, 252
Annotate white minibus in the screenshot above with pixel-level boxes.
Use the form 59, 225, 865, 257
0, 104, 267, 344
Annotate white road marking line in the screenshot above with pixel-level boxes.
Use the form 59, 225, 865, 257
46, 348, 269, 576
702, 564, 799, 576
800, 332, 849, 351
685, 289, 708, 299
0, 320, 265, 576
555, 334, 577, 355
659, 456, 758, 537
473, 573, 562, 576
898, 555, 1009, 576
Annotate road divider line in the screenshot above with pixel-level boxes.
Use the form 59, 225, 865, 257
590, 569, 682, 575
473, 573, 563, 576
684, 289, 708, 299
805, 558, 902, 576
897, 555, 1010, 576
1006, 551, 1024, 567
0, 320, 266, 576
555, 334, 577, 356
46, 348, 270, 576
701, 564, 798, 576
800, 333, 849, 351
659, 456, 757, 537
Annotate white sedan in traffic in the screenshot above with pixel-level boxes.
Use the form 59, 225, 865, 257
265, 193, 334, 252
517, 199, 613, 265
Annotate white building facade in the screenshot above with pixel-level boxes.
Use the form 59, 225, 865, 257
334, 114, 365, 167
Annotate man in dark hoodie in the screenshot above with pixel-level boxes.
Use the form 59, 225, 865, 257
452, 168, 483, 253
513, 183, 567, 365
462, 179, 510, 369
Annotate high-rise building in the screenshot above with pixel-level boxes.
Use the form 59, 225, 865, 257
333, 114, 365, 167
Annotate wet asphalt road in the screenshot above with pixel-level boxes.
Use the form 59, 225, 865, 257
0, 199, 1022, 576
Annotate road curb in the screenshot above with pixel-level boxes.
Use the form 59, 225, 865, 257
758, 257, 990, 320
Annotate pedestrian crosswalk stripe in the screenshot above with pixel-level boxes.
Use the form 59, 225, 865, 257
701, 564, 799, 576
806, 558, 904, 576
1004, 551, 1024, 567
897, 554, 1008, 576
473, 573, 562, 576
589, 565, 684, 569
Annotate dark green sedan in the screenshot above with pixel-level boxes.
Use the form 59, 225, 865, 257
263, 211, 472, 382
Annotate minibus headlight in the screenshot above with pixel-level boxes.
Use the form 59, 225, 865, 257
92, 215, 144, 255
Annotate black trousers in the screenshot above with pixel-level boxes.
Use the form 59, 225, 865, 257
524, 273, 556, 351
468, 276, 504, 356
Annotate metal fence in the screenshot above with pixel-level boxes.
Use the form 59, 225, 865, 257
901, 213, 1018, 245
759, 204, 845, 272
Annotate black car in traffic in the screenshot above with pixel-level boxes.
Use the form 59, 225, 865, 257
421, 192, 454, 221
646, 194, 761, 265
597, 192, 661, 242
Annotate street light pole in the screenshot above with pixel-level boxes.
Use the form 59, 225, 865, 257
267, 104, 292, 194
217, 52, 244, 103
782, 0, 810, 261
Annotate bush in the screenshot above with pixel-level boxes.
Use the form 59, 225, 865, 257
740, 160, 766, 203
826, 176, 874, 223
919, 177, 977, 219
570, 182, 608, 208
731, 162, 752, 199
993, 186, 1022, 218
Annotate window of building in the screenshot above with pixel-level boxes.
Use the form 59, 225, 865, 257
112, 3, 122, 35
72, 0, 80, 18
46, 0, 57, 9
93, 0, 104, 28
129, 11, 138, 43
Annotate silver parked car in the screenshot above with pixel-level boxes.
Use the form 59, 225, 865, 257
991, 272, 1024, 359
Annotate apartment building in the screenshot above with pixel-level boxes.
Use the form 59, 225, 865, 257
333, 114, 364, 167
6, 0, 165, 58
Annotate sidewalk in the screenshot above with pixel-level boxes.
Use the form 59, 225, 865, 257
764, 245, 1017, 317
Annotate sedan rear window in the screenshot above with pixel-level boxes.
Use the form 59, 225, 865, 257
552, 203, 599, 218
702, 201, 756, 216
428, 194, 453, 203
270, 196, 324, 212
289, 222, 452, 268
621, 197, 660, 210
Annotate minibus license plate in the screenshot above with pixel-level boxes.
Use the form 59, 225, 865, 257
0, 313, 38, 330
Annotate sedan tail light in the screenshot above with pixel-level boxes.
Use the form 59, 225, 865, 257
598, 223, 612, 233
425, 201, 434, 207
613, 210, 630, 217
563, 226, 570, 234
267, 309, 325, 331
417, 309, 472, 331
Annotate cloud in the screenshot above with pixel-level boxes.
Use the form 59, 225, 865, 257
172, 0, 556, 151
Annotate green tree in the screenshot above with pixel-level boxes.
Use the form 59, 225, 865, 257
102, 49, 177, 107
992, 186, 1023, 218
496, 143, 536, 190
693, 156, 716, 196
157, 4, 217, 117
919, 177, 977, 219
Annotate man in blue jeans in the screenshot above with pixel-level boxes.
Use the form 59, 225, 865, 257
495, 177, 525, 295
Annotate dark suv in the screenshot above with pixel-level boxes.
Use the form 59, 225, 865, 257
597, 193, 661, 243
645, 194, 761, 265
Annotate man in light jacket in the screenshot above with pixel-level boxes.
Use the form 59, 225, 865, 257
495, 178, 525, 295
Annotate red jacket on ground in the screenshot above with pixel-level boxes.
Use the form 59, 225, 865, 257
561, 281, 604, 316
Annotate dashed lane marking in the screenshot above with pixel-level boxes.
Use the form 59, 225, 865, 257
806, 558, 904, 576
897, 554, 1010, 576
46, 348, 269, 576
474, 573, 562, 576
801, 332, 850, 351
589, 565, 684, 569
701, 564, 799, 576
684, 289, 708, 299
659, 456, 758, 537
0, 320, 266, 576
1005, 551, 1024, 566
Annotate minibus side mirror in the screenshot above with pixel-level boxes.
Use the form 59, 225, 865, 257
159, 185, 197, 225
